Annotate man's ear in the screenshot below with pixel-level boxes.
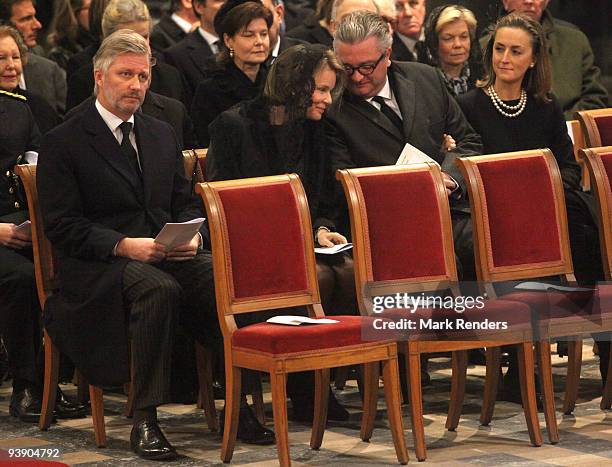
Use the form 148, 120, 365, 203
275, 3, 284, 22
94, 69, 103, 88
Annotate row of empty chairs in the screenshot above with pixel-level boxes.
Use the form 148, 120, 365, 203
12, 112, 612, 464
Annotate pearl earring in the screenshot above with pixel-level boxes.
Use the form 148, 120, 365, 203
229, 48, 234, 58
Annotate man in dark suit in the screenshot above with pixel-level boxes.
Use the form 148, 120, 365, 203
262, 0, 306, 62
328, 10, 482, 277
164, 0, 224, 99
391, 0, 428, 62
150, 0, 199, 52
38, 30, 214, 460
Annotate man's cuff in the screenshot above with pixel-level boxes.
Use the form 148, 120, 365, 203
197, 232, 204, 251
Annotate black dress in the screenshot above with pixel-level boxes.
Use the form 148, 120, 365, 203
191, 61, 266, 147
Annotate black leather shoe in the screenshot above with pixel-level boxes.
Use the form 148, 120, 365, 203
130, 420, 178, 461
220, 404, 276, 445
9, 387, 44, 423
290, 390, 350, 423
55, 388, 88, 419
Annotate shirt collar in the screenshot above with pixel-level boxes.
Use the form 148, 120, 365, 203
271, 37, 281, 58
396, 30, 424, 54
95, 99, 135, 134
198, 27, 219, 50
366, 76, 392, 103
171, 13, 193, 34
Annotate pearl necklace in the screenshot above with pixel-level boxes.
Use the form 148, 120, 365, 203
488, 85, 527, 118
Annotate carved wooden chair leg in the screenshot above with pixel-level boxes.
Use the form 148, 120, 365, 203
40, 331, 59, 430
446, 350, 468, 431
480, 347, 502, 426
562, 338, 582, 415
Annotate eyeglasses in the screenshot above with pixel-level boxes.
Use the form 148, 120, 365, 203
343, 53, 386, 77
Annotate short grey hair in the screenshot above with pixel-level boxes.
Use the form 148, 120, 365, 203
333, 10, 392, 53
101, 0, 150, 37
93, 29, 151, 93
330, 0, 378, 22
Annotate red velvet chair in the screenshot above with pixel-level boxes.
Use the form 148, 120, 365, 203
196, 174, 408, 466
577, 108, 612, 148
577, 146, 612, 408
337, 163, 544, 460
457, 149, 612, 425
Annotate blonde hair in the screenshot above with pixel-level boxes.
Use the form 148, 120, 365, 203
435, 5, 476, 36
101, 0, 150, 37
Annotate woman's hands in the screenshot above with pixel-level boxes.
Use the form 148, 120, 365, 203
316, 227, 347, 247
0, 223, 31, 249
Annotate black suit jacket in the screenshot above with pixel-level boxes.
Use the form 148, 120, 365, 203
37, 102, 206, 385
326, 61, 482, 211
164, 30, 215, 100
151, 14, 187, 52
66, 59, 186, 110
285, 15, 332, 47
66, 92, 197, 149
391, 33, 428, 63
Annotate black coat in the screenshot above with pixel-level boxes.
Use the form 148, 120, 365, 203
207, 97, 337, 230
150, 14, 187, 52
164, 30, 215, 100
285, 15, 332, 47
66, 92, 197, 149
191, 61, 266, 147
66, 58, 186, 111
14, 88, 62, 136
0, 91, 39, 216
66, 42, 99, 79
37, 102, 207, 386
391, 33, 428, 63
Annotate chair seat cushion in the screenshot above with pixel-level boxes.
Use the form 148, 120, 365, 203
232, 315, 389, 355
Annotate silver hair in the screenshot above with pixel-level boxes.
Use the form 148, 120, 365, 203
101, 0, 150, 38
333, 10, 392, 53
93, 29, 151, 94
330, 0, 379, 22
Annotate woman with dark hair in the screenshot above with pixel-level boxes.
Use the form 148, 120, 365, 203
207, 43, 354, 422
191, 1, 272, 147
423, 4, 481, 98
458, 12, 605, 399
46, 0, 95, 71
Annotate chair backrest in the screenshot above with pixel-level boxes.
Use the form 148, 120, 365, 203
194, 148, 207, 181
13, 164, 58, 307
578, 146, 612, 279
457, 149, 574, 285
337, 164, 459, 313
569, 119, 590, 190
196, 174, 322, 335
181, 149, 204, 187
577, 108, 612, 148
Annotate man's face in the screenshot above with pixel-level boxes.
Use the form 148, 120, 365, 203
335, 36, 391, 98
395, 0, 425, 39
196, 0, 225, 34
330, 0, 378, 33
10, 0, 41, 48
261, 0, 283, 49
502, 0, 549, 22
95, 53, 150, 121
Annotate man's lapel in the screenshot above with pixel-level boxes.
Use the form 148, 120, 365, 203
346, 92, 404, 141
83, 103, 142, 195
391, 65, 417, 139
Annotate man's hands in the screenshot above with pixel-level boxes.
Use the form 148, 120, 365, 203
316, 228, 347, 247
116, 234, 200, 263
0, 223, 31, 249
166, 234, 199, 262
442, 172, 458, 196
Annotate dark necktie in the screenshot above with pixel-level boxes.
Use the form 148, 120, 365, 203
372, 96, 403, 134
118, 121, 141, 176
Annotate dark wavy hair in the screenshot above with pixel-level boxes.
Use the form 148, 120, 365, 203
263, 44, 345, 123
478, 12, 551, 102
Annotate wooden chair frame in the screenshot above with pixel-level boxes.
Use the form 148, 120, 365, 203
458, 148, 612, 425
196, 174, 408, 466
568, 119, 589, 190
577, 146, 612, 408
337, 163, 544, 460
577, 108, 612, 148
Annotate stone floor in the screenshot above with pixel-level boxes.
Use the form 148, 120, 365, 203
1, 342, 612, 466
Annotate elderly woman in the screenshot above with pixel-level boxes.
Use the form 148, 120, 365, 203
191, 1, 271, 147
207, 43, 354, 422
0, 26, 60, 135
424, 4, 481, 98
458, 12, 605, 400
